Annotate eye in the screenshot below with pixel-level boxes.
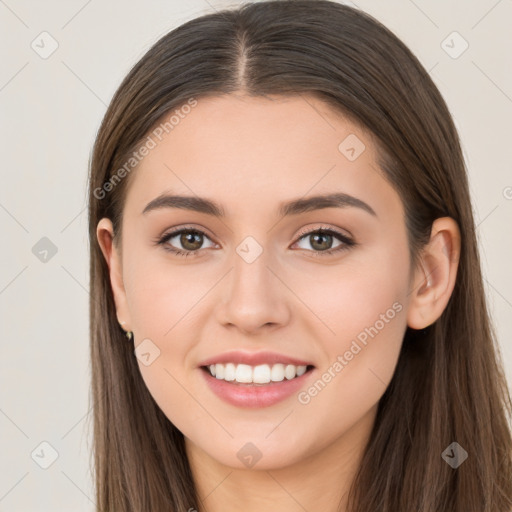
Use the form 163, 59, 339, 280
156, 227, 216, 257
155, 225, 356, 258
292, 226, 356, 257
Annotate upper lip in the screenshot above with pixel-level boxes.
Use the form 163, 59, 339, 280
198, 350, 314, 368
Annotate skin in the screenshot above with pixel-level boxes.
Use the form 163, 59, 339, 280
97, 93, 460, 511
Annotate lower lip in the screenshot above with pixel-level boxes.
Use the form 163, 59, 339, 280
199, 366, 315, 408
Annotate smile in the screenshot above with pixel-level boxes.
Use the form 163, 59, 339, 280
204, 362, 309, 384
199, 364, 315, 408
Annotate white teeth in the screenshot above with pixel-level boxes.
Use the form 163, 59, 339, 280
214, 363, 224, 379
253, 364, 271, 384
296, 365, 307, 376
235, 364, 253, 383
224, 363, 236, 381
284, 364, 296, 380
208, 363, 308, 383
271, 363, 285, 382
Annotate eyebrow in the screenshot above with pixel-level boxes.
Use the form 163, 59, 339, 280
142, 192, 377, 218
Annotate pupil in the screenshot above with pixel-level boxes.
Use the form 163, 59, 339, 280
311, 233, 332, 251
181, 232, 202, 250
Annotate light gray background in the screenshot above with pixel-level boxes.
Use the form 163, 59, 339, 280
1, 0, 511, 510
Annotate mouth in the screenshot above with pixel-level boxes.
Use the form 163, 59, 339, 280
200, 363, 315, 385
199, 363, 316, 408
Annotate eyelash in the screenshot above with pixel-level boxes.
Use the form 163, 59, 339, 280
155, 225, 356, 258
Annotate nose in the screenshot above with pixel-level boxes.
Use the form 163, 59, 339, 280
215, 246, 291, 335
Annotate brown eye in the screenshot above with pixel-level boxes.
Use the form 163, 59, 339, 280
293, 227, 355, 257
179, 231, 204, 251
158, 228, 215, 257
308, 232, 334, 251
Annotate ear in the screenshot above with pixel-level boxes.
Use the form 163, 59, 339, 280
407, 217, 461, 330
96, 218, 132, 332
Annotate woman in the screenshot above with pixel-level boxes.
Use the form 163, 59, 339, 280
88, 1, 512, 510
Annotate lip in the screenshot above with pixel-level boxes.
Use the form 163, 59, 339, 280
197, 350, 314, 368
199, 366, 315, 408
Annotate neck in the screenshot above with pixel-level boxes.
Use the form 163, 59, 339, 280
185, 405, 377, 512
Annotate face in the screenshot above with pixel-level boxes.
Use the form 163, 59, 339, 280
100, 93, 414, 470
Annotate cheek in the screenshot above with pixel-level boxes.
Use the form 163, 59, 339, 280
124, 250, 212, 338
293, 247, 409, 405
291, 270, 407, 459
122, 252, 216, 432
294, 246, 408, 345
136, 358, 205, 446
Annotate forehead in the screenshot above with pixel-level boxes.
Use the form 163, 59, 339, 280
123, 93, 401, 221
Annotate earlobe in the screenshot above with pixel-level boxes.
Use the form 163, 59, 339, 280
96, 218, 132, 332
406, 217, 461, 330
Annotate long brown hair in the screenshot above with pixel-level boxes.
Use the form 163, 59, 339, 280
87, 1, 512, 510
